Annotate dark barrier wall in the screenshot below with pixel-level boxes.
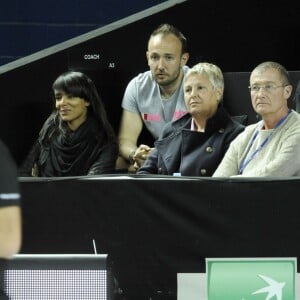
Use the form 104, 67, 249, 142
0, 0, 167, 65
19, 175, 300, 299
0, 0, 299, 166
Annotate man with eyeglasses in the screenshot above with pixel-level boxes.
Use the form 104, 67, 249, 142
213, 61, 300, 177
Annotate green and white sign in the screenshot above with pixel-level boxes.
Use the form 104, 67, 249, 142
206, 257, 296, 300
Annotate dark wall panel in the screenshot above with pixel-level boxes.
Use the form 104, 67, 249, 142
19, 176, 300, 299
0, 0, 167, 64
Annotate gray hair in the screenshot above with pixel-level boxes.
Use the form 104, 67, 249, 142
184, 62, 224, 98
250, 61, 291, 85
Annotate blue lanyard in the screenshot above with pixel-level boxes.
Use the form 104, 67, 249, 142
239, 109, 292, 174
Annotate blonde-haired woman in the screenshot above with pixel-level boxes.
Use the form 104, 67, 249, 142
137, 62, 245, 176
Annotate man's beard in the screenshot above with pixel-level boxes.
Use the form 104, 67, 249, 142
156, 68, 181, 87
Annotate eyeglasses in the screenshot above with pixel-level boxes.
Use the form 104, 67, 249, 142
248, 84, 288, 93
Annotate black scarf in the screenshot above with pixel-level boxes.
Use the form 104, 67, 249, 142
38, 116, 106, 176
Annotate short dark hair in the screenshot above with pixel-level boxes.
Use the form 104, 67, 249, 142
149, 23, 188, 54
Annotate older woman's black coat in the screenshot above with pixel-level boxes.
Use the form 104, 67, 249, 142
137, 106, 245, 176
